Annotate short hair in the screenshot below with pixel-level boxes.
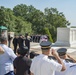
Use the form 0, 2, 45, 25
41, 47, 51, 51
0, 36, 7, 43
30, 51, 39, 59
17, 46, 28, 56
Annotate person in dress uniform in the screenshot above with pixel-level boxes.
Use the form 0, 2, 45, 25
13, 35, 18, 54
30, 41, 66, 75
8, 33, 12, 47
18, 35, 24, 48
24, 33, 31, 54
55, 48, 76, 75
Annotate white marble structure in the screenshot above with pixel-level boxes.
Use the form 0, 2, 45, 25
55, 28, 76, 47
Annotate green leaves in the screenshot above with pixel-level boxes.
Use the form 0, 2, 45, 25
0, 4, 70, 42
15, 16, 32, 35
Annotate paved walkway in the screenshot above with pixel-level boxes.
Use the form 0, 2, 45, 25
30, 42, 76, 59
10, 42, 76, 59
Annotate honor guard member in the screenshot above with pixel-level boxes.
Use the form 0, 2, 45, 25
25, 33, 31, 55
30, 41, 66, 75
55, 48, 76, 75
13, 35, 18, 54
18, 35, 24, 48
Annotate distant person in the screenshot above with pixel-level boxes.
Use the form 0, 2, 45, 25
13, 47, 32, 75
39, 35, 48, 43
8, 33, 12, 47
18, 35, 24, 48
25, 33, 30, 54
30, 41, 66, 75
30, 51, 39, 59
1, 31, 5, 37
55, 48, 76, 75
0, 36, 17, 75
13, 35, 18, 54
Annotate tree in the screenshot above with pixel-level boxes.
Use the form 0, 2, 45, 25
43, 27, 53, 42
13, 4, 46, 34
13, 4, 28, 19
0, 5, 70, 42
15, 16, 32, 35
0, 6, 16, 31
44, 7, 70, 42
5, 8, 16, 31
0, 6, 7, 26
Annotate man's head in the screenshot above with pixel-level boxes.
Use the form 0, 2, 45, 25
25, 33, 28, 37
57, 48, 67, 59
30, 51, 39, 59
17, 46, 28, 56
40, 41, 52, 55
14, 34, 16, 37
19, 34, 22, 38
0, 36, 7, 45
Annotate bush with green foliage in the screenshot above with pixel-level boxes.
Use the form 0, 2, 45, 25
43, 27, 53, 43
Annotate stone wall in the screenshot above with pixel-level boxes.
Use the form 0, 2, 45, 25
55, 28, 76, 47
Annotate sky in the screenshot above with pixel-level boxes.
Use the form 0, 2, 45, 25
0, 0, 76, 26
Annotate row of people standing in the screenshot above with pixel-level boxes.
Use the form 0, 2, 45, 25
13, 34, 48, 54
0, 37, 76, 75
30, 35, 48, 43
13, 34, 30, 54
0, 36, 32, 75
30, 41, 76, 75
30, 35, 41, 43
